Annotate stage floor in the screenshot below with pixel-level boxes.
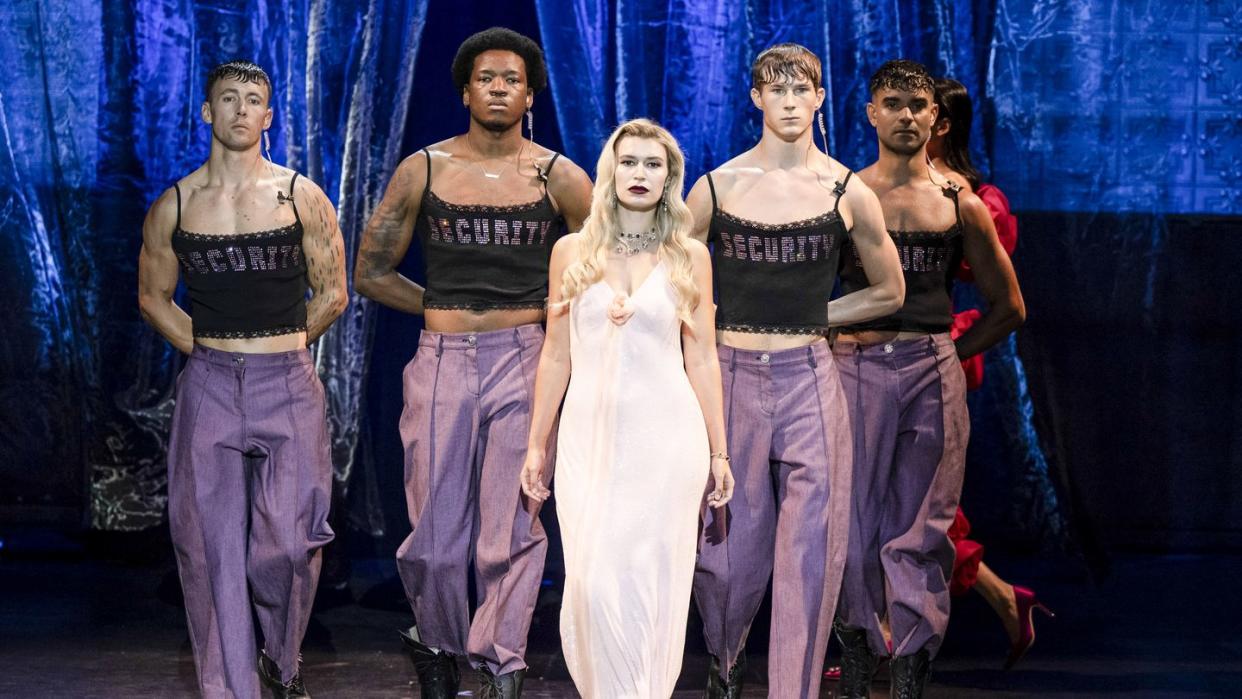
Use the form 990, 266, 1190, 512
0, 540, 1237, 698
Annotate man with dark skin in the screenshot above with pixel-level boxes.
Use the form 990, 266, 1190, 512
137, 60, 347, 699
354, 27, 591, 699
832, 59, 1025, 698
685, 43, 905, 698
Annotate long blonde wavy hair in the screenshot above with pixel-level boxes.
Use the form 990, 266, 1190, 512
558, 119, 700, 324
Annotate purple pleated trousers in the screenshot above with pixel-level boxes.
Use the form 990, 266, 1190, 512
395, 324, 548, 674
693, 340, 852, 698
168, 345, 335, 699
833, 333, 969, 659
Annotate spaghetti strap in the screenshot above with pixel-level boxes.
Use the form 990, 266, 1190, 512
173, 183, 182, 230
288, 172, 301, 224
832, 170, 852, 212
705, 172, 719, 210
539, 152, 561, 192
421, 147, 432, 197
942, 182, 962, 226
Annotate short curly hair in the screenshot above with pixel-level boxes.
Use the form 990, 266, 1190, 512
205, 60, 272, 103
868, 59, 934, 96
451, 27, 547, 95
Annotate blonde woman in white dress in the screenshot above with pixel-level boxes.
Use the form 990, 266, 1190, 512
520, 119, 734, 698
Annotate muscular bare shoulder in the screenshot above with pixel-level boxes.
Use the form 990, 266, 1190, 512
143, 186, 180, 243
704, 153, 754, 197
840, 169, 880, 209
384, 149, 431, 198
544, 151, 590, 193
541, 149, 592, 230
939, 168, 973, 193
956, 189, 992, 232
837, 171, 884, 234
288, 170, 328, 199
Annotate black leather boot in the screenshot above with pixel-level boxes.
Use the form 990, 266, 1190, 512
705, 651, 745, 698
399, 628, 460, 698
257, 651, 309, 698
477, 666, 526, 699
889, 649, 932, 699
834, 621, 879, 699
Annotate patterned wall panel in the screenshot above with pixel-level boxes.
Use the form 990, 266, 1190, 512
992, 0, 1242, 214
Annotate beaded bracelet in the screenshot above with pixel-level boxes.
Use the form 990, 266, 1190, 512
710, 452, 731, 462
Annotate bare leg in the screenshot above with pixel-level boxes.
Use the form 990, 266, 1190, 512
973, 562, 1018, 644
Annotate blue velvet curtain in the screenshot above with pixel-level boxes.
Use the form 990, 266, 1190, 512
3, 1, 1239, 555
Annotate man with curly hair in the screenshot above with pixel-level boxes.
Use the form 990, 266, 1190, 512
355, 26, 591, 699
832, 59, 1024, 698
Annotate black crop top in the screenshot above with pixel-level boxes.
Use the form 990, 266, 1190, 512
171, 174, 309, 339
707, 171, 852, 334
838, 184, 965, 333
415, 149, 564, 311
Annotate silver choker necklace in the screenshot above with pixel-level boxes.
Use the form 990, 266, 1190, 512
615, 228, 658, 256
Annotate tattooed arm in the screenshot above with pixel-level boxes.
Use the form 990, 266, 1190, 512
296, 176, 349, 342
354, 151, 426, 313
138, 187, 194, 354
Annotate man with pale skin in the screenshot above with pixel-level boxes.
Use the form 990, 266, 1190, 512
354, 27, 591, 699
685, 43, 905, 698
832, 59, 1024, 699
137, 60, 346, 699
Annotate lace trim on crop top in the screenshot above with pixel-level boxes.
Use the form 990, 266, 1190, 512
425, 189, 545, 215
174, 223, 300, 242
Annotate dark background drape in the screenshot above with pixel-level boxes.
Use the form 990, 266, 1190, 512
2, 1, 1238, 561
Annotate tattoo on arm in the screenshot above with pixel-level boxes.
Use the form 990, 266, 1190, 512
357, 163, 417, 279
358, 205, 409, 279
302, 181, 348, 342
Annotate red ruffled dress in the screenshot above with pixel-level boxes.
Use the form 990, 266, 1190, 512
948, 183, 1017, 596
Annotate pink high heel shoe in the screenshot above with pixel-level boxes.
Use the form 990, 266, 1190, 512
1004, 585, 1054, 670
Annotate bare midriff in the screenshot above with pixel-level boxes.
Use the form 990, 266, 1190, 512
833, 328, 933, 346
425, 307, 546, 334
717, 329, 825, 352
196, 331, 307, 353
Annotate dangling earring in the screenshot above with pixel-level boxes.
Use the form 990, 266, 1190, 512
263, 130, 273, 162
815, 110, 829, 154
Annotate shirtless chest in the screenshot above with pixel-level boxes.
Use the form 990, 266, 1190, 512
423, 150, 555, 207
179, 180, 297, 234
864, 181, 957, 232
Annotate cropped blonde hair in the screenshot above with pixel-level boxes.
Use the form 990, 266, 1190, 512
558, 119, 699, 324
